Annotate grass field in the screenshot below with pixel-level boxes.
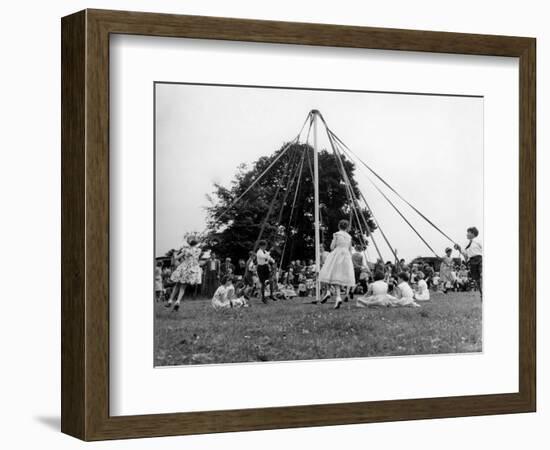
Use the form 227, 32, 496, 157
154, 291, 482, 366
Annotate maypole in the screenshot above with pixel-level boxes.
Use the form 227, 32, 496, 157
312, 110, 321, 302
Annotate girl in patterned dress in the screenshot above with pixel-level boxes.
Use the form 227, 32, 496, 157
165, 238, 203, 312
439, 247, 454, 294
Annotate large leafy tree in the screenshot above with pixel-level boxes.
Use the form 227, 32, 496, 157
205, 142, 376, 265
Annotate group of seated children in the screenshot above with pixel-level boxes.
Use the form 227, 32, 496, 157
211, 276, 250, 309
356, 270, 430, 308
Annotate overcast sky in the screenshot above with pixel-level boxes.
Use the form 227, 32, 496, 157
155, 83, 483, 261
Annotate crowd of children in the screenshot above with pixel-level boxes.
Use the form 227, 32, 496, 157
155, 226, 482, 312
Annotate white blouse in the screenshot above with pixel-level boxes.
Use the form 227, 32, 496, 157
464, 238, 482, 258
256, 249, 274, 266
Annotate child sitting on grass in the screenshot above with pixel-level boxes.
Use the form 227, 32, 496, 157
232, 280, 250, 307
212, 275, 234, 309
393, 272, 421, 307
414, 271, 430, 301
356, 272, 396, 307
212, 276, 249, 309
431, 272, 440, 291
274, 282, 297, 300
297, 273, 308, 297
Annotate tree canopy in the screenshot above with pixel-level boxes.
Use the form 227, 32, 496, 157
205, 142, 377, 265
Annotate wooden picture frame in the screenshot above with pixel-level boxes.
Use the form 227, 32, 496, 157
61, 9, 536, 441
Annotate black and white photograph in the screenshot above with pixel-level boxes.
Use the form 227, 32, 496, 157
154, 82, 483, 366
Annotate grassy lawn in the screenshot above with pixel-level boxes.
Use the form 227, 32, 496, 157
154, 291, 482, 366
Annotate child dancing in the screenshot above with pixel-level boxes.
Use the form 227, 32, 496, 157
439, 247, 454, 294
318, 219, 356, 309
165, 237, 202, 312
256, 240, 275, 303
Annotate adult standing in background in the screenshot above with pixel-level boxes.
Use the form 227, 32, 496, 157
202, 251, 220, 298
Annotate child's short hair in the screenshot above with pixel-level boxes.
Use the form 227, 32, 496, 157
258, 240, 267, 247
417, 271, 425, 279
374, 271, 385, 281
188, 239, 198, 246
338, 219, 349, 230
398, 272, 410, 282
467, 226, 479, 237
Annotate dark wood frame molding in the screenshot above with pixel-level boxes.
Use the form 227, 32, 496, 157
61, 9, 536, 440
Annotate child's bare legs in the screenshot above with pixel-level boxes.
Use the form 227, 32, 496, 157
174, 284, 186, 305
319, 283, 331, 303
165, 284, 180, 306
334, 284, 343, 309
171, 284, 187, 312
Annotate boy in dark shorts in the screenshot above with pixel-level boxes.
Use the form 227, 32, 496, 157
256, 240, 275, 303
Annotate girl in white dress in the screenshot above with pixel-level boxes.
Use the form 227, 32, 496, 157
393, 272, 421, 307
414, 271, 430, 301
356, 271, 397, 307
318, 219, 355, 309
211, 276, 235, 309
212, 276, 249, 309
357, 272, 420, 307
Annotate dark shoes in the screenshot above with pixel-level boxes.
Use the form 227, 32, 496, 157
320, 292, 331, 304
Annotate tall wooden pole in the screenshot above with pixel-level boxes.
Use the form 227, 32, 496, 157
312, 110, 321, 302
